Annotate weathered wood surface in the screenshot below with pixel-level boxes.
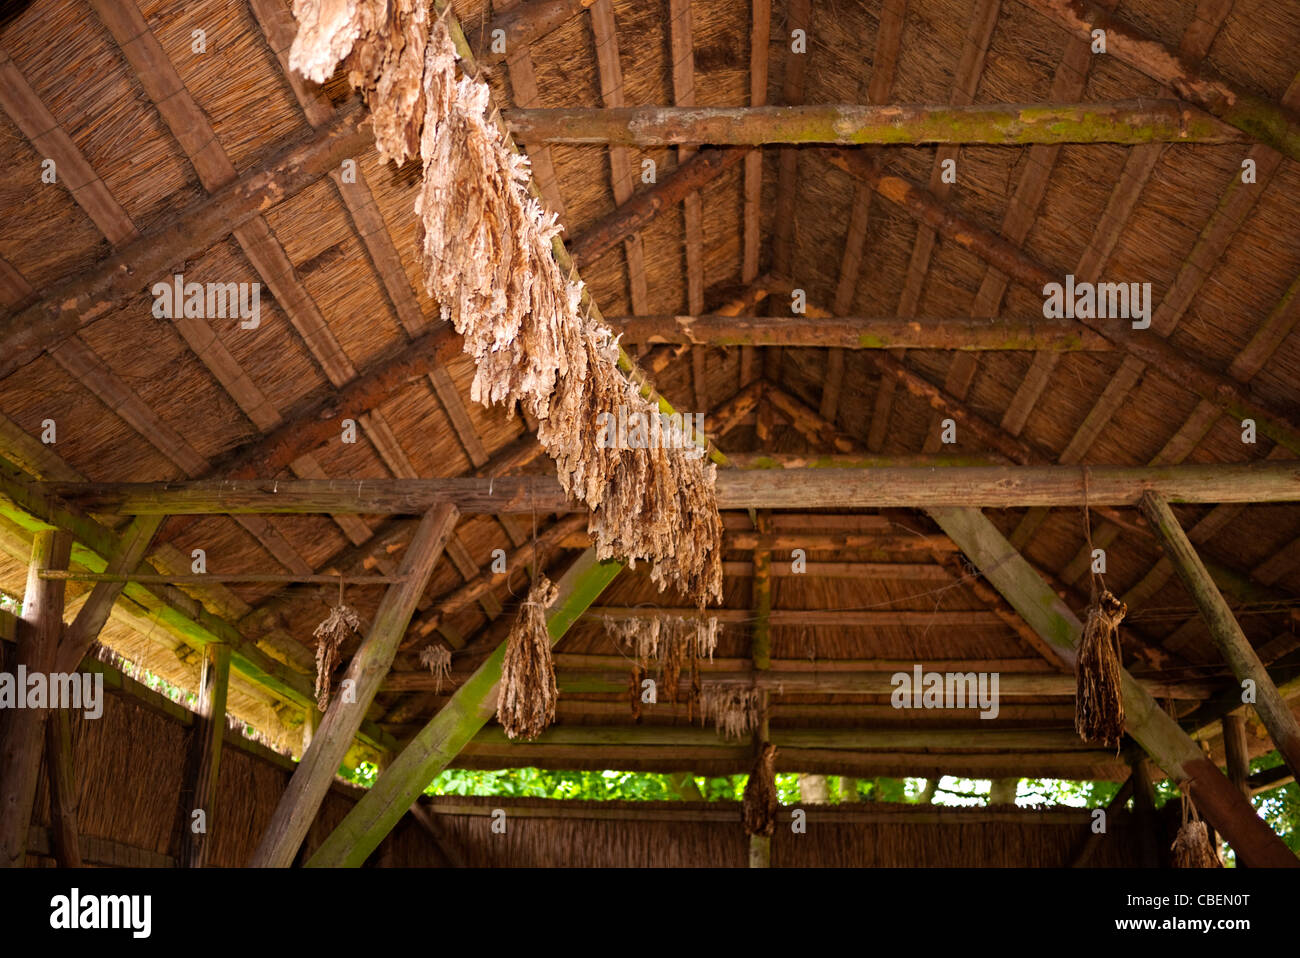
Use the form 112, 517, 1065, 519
507, 101, 1244, 146
45, 461, 1300, 514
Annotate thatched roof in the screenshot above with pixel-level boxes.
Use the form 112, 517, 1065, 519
0, 0, 1298, 788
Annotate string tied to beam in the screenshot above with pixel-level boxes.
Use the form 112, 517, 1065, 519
1075, 466, 1128, 752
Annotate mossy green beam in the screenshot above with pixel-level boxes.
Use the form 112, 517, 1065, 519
506, 101, 1245, 146
1021, 0, 1300, 163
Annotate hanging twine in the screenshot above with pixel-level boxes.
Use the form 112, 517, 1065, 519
312, 575, 362, 710
742, 743, 779, 837
1075, 466, 1128, 750
1170, 782, 1223, 868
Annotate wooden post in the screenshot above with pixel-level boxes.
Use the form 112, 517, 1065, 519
1222, 713, 1252, 798
749, 513, 772, 867
178, 642, 230, 868
0, 528, 72, 867
251, 503, 459, 867
1141, 491, 1300, 782
928, 506, 1297, 867
304, 549, 622, 867
44, 708, 81, 867
1130, 759, 1161, 868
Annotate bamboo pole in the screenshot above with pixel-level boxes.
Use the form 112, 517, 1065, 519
1140, 491, 1300, 782
0, 529, 72, 867
928, 506, 1297, 867
251, 503, 459, 867
507, 101, 1243, 146
305, 549, 623, 867
42, 461, 1300, 514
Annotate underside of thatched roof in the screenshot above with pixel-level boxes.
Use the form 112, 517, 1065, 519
0, 0, 1298, 822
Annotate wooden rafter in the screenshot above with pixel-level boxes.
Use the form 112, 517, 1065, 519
89, 0, 355, 389
928, 506, 1296, 867
588, 0, 650, 315
739, 0, 771, 386
877, 0, 999, 451
507, 101, 1244, 146
821, 0, 906, 422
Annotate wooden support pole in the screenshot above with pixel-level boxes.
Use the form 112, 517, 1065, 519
1020, 0, 1300, 163
928, 506, 1297, 867
1141, 491, 1300, 783
251, 503, 459, 867
305, 549, 622, 867
1130, 758, 1161, 867
609, 314, 1113, 350
0, 529, 72, 867
1222, 714, 1251, 799
45, 461, 1300, 515
476, 0, 595, 66
0, 109, 369, 380
44, 709, 81, 868
506, 101, 1242, 146
178, 642, 230, 868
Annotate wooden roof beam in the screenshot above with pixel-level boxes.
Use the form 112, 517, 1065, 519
739, 0, 771, 386
610, 313, 1113, 350
507, 104, 1248, 147
0, 107, 368, 381
41, 461, 1300, 513
1020, 0, 1300, 162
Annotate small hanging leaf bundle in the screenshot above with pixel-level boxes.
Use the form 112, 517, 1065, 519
742, 743, 779, 837
418, 643, 453, 694
1171, 786, 1223, 868
699, 682, 762, 740
1075, 475, 1127, 750
312, 593, 363, 711
497, 575, 560, 740
1075, 589, 1127, 750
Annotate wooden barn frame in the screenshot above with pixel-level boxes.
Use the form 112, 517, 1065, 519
0, 0, 1297, 870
